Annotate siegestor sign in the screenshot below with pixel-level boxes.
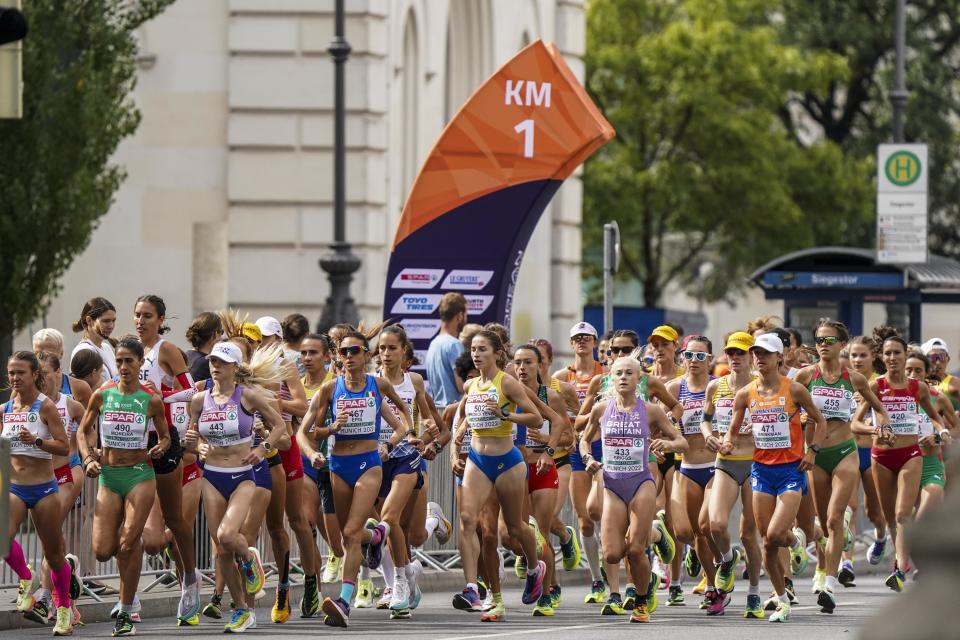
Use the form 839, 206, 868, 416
382, 39, 615, 362
877, 143, 928, 264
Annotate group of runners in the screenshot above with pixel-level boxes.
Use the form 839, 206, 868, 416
3, 294, 954, 636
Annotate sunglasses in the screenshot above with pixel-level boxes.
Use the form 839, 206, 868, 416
682, 351, 709, 361
338, 345, 368, 357
929, 352, 948, 363
724, 348, 746, 357
815, 336, 840, 346
571, 334, 594, 343
606, 346, 633, 356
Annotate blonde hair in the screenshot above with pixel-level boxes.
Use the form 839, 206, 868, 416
746, 315, 782, 335
218, 308, 248, 340
32, 328, 64, 354
235, 342, 289, 393
612, 354, 645, 372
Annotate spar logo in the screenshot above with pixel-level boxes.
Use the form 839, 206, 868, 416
465, 295, 494, 314
337, 397, 375, 411
391, 294, 442, 315
201, 410, 228, 422
104, 410, 137, 423
400, 319, 441, 340
391, 268, 444, 290
441, 270, 494, 291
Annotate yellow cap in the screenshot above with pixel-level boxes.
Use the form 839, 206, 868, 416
723, 331, 755, 352
240, 322, 262, 342
648, 325, 679, 343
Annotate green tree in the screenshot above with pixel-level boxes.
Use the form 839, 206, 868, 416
0, 0, 174, 375
583, 0, 875, 307
778, 0, 960, 256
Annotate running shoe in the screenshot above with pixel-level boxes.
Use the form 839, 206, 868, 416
763, 594, 778, 611
364, 521, 389, 569
715, 547, 741, 594
560, 525, 581, 571
769, 600, 790, 623
71, 606, 83, 628
684, 546, 701, 578
532, 594, 554, 616
408, 561, 423, 610
744, 594, 764, 619
16, 567, 38, 614
699, 591, 712, 610
112, 612, 135, 637
409, 583, 423, 611
623, 585, 637, 610
377, 587, 393, 609
355, 579, 375, 608
389, 608, 411, 620
885, 569, 905, 593
706, 590, 727, 616
817, 587, 836, 614
53, 607, 73, 636
321, 554, 343, 583
23, 598, 48, 625
549, 584, 562, 609
789, 528, 809, 575
630, 603, 650, 623
453, 587, 482, 611
692, 574, 708, 595
301, 577, 320, 618
514, 555, 527, 579
177, 570, 201, 623
390, 575, 411, 611
321, 597, 350, 628
646, 570, 661, 614
668, 584, 685, 606
784, 577, 797, 603
600, 593, 625, 615
241, 547, 265, 594
176, 614, 199, 627
271, 586, 291, 623
110, 598, 142, 622
652, 517, 676, 564
427, 501, 452, 545
480, 599, 505, 622
838, 561, 856, 587
224, 608, 256, 633
522, 560, 545, 605
584, 580, 607, 604
203, 592, 223, 619
482, 591, 494, 612
477, 576, 488, 600
811, 567, 826, 594
530, 517, 546, 557
65, 554, 82, 601
867, 538, 887, 565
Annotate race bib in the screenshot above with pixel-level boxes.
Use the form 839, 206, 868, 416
335, 396, 378, 436
602, 434, 645, 473
170, 402, 190, 438
681, 399, 705, 436
811, 386, 853, 421
880, 399, 918, 436
751, 410, 791, 449
714, 397, 735, 434
101, 410, 149, 450
465, 391, 502, 431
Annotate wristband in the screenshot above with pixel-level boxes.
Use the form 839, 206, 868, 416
702, 412, 714, 423
433, 441, 443, 453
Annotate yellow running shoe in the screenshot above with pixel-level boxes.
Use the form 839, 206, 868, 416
532, 594, 554, 616
744, 594, 765, 619
271, 586, 291, 623
241, 548, 265, 594
584, 580, 607, 604
176, 613, 200, 627
322, 554, 343, 584
692, 575, 708, 595
630, 603, 650, 623
354, 579, 375, 608
224, 608, 255, 633
16, 566, 37, 613
480, 599, 505, 622
769, 600, 791, 623
53, 607, 74, 636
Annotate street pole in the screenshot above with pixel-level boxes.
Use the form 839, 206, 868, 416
317, 0, 361, 332
890, 0, 908, 142
602, 222, 620, 334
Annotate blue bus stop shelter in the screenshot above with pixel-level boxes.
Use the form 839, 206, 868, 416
748, 247, 960, 343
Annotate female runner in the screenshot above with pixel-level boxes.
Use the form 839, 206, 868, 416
453, 330, 548, 613
71, 349, 105, 395
852, 327, 940, 592
905, 351, 955, 528
847, 336, 889, 568
794, 320, 888, 614
2, 352, 74, 636
185, 311, 222, 382
303, 330, 415, 627
134, 295, 201, 624
721, 333, 827, 624
70, 296, 118, 384
184, 341, 285, 633
77, 337, 172, 637
32, 329, 92, 408
581, 354, 687, 623
702, 331, 764, 619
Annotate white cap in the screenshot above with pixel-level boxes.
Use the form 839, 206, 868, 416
208, 342, 243, 364
751, 333, 784, 354
255, 316, 282, 338
921, 338, 949, 356
569, 321, 598, 339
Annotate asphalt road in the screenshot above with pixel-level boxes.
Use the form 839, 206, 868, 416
2, 576, 895, 639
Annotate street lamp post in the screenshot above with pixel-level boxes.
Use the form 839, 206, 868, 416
890, 0, 908, 142
317, 0, 361, 332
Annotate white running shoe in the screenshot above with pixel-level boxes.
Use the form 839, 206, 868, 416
389, 575, 411, 611
427, 502, 452, 545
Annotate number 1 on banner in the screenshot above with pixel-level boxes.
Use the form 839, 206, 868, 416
514, 119, 534, 158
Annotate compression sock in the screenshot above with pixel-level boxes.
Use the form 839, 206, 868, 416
583, 532, 602, 581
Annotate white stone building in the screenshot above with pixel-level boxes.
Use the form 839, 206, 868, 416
18, 0, 587, 357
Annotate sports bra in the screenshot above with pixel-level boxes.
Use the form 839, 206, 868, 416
2, 395, 53, 459
198, 385, 255, 448
330, 374, 383, 442
465, 371, 516, 439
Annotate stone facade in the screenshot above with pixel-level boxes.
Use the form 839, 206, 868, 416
19, 0, 588, 359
